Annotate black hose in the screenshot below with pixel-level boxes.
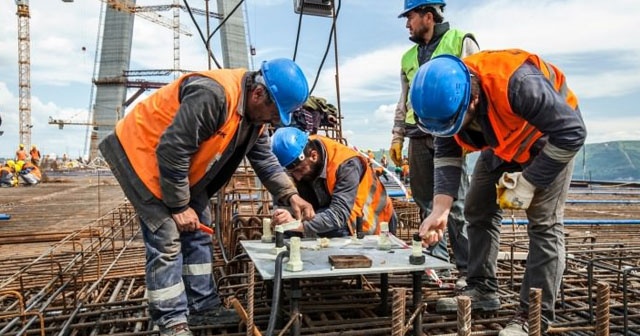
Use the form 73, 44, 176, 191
266, 250, 290, 336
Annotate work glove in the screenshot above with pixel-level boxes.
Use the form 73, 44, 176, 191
390, 140, 404, 167
496, 172, 536, 210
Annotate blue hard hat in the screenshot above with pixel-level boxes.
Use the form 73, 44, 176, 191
410, 54, 470, 137
261, 58, 309, 126
271, 127, 309, 168
398, 0, 446, 18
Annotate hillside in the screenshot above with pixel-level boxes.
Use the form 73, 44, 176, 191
573, 141, 640, 182
370, 140, 640, 182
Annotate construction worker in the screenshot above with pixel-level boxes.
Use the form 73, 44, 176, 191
19, 161, 41, 186
367, 149, 375, 160
380, 154, 389, 168
15, 144, 28, 162
98, 58, 315, 336
30, 144, 41, 166
270, 127, 397, 237
390, 0, 478, 289
0, 161, 16, 187
401, 158, 410, 184
413, 50, 586, 335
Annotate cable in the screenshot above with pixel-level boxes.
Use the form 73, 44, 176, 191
206, 0, 245, 69
309, 0, 341, 95
182, 0, 222, 69
292, 1, 305, 61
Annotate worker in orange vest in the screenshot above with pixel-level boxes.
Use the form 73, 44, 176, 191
412, 50, 586, 334
271, 127, 397, 237
99, 58, 314, 336
19, 161, 41, 186
30, 144, 41, 166
15, 144, 27, 162
401, 158, 410, 184
0, 161, 16, 187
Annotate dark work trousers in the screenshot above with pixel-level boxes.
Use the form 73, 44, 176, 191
465, 151, 572, 323
409, 137, 469, 274
140, 193, 220, 329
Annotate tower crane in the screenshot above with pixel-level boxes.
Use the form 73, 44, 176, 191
98, 0, 193, 37
15, 0, 32, 148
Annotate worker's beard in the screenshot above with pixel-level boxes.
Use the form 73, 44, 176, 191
409, 25, 429, 44
301, 161, 321, 182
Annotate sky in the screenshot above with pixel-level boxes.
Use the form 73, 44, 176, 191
0, 0, 639, 159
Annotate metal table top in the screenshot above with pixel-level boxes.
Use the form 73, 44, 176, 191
241, 236, 453, 280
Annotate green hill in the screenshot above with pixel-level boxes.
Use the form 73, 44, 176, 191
573, 141, 640, 182
367, 141, 640, 182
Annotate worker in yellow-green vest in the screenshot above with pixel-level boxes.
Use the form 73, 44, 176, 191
390, 0, 480, 290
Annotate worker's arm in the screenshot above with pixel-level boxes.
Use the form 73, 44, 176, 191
156, 76, 227, 213
433, 136, 465, 198
392, 70, 409, 142
508, 62, 587, 188
390, 70, 409, 166
302, 157, 363, 236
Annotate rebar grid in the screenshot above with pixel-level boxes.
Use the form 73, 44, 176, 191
2, 174, 640, 335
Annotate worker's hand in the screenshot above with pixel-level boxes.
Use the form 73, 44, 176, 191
389, 140, 404, 166
272, 208, 294, 225
418, 211, 448, 247
288, 194, 315, 221
496, 172, 536, 210
172, 207, 200, 232
272, 209, 304, 232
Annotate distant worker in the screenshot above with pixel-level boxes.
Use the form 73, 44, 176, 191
380, 154, 389, 168
0, 161, 16, 187
15, 144, 28, 162
30, 144, 41, 166
390, 0, 478, 289
401, 158, 410, 184
271, 127, 397, 237
99, 58, 315, 336
19, 161, 41, 186
413, 50, 586, 335
290, 95, 339, 135
367, 149, 375, 160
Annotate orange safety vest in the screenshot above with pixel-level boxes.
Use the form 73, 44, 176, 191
23, 162, 41, 180
457, 49, 579, 163
312, 136, 394, 235
16, 150, 27, 161
30, 148, 41, 160
402, 164, 410, 177
115, 69, 247, 199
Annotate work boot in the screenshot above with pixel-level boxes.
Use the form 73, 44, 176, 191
499, 311, 529, 336
454, 276, 467, 291
188, 306, 240, 326
160, 323, 193, 336
435, 287, 501, 313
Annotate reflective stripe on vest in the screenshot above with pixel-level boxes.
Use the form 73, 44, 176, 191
457, 49, 579, 163
115, 69, 247, 199
313, 136, 394, 235
402, 29, 469, 125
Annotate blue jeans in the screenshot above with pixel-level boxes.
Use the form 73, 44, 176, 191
140, 193, 220, 328
409, 137, 469, 273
